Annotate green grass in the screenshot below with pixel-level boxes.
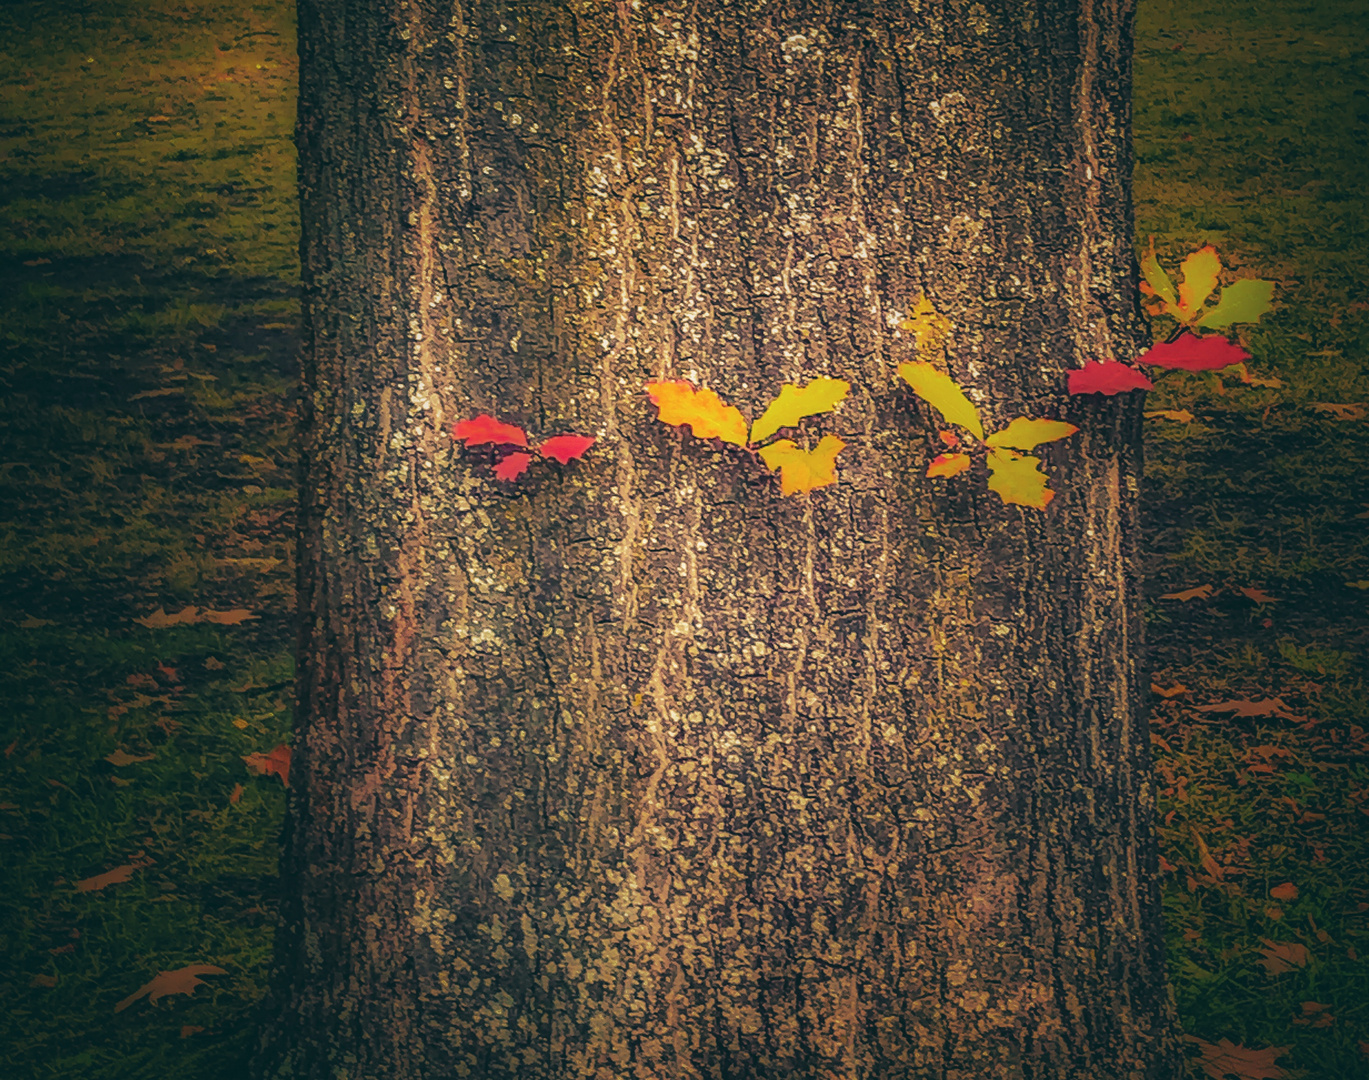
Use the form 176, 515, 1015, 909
1, 0, 1367, 1076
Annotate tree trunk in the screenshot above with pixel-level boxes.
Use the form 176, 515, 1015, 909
259, 0, 1181, 1076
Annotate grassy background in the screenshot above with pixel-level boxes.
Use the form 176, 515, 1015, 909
1, 0, 1366, 1076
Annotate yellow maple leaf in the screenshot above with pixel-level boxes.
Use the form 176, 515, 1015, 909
984, 417, 1078, 450
897, 362, 984, 441
757, 436, 846, 496
985, 448, 1054, 509
926, 452, 971, 478
1175, 245, 1222, 321
898, 294, 952, 359
645, 380, 748, 447
749, 377, 850, 444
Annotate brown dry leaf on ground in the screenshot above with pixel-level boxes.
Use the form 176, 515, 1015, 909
104, 749, 154, 766
1160, 584, 1215, 601
1269, 882, 1298, 901
1257, 938, 1310, 974
180, 1025, 204, 1038
1238, 587, 1278, 603
1292, 1001, 1333, 1027
114, 964, 226, 1012
1152, 682, 1189, 698
1196, 698, 1298, 719
1310, 402, 1366, 420
242, 744, 291, 786
74, 864, 137, 893
134, 606, 256, 628
1183, 1035, 1291, 1079
228, 783, 244, 805
30, 974, 58, 988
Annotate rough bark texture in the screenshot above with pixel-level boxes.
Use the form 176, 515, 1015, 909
259, 0, 1182, 1076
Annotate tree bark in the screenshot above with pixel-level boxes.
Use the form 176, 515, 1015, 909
259, 0, 1181, 1076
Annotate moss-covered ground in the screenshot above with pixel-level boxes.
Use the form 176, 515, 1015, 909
0, 0, 1365, 1076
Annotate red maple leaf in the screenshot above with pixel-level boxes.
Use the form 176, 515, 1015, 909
242, 744, 291, 786
538, 434, 596, 464
1068, 360, 1154, 395
452, 415, 528, 447
493, 452, 532, 481
1142, 333, 1250, 371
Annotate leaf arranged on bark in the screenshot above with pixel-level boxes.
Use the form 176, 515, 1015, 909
757, 436, 845, 495
242, 744, 291, 786
748, 378, 850, 444
926, 452, 971, 479
1143, 333, 1250, 371
898, 362, 984, 440
114, 964, 227, 1012
898, 294, 953, 358
452, 414, 528, 447
1151, 682, 1189, 698
493, 452, 532, 482
938, 429, 959, 447
1182, 1035, 1291, 1079
984, 418, 1078, 451
985, 448, 1053, 509
645, 380, 749, 446
1193, 278, 1275, 329
75, 864, 137, 892
537, 434, 596, 464
1175, 245, 1222, 321
1140, 236, 1179, 308
1068, 360, 1154, 395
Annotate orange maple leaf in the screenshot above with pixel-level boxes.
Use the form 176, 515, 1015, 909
645, 381, 748, 446
242, 744, 291, 787
114, 964, 227, 1012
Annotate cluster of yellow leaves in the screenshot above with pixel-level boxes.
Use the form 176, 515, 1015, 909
1140, 238, 1275, 330
899, 362, 1077, 510
645, 377, 849, 496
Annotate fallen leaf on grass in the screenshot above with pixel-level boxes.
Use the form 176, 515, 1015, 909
1257, 938, 1309, 974
1182, 1035, 1291, 1079
1151, 682, 1189, 698
1310, 402, 1366, 421
114, 964, 226, 1012
134, 606, 256, 628
243, 744, 291, 786
1160, 584, 1213, 601
105, 749, 154, 766
1292, 1001, 1333, 1027
1269, 882, 1298, 902
1145, 409, 1196, 423
19, 614, 55, 628
1143, 334, 1250, 371
1196, 698, 1297, 719
75, 864, 138, 892
180, 1025, 205, 1038
30, 974, 58, 988
228, 783, 243, 805
1238, 587, 1277, 603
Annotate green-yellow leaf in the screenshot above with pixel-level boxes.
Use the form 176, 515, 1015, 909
926, 452, 971, 479
1193, 278, 1275, 330
749, 377, 851, 444
1140, 236, 1178, 307
757, 435, 846, 496
1176, 245, 1222, 321
985, 448, 1055, 509
984, 417, 1079, 451
897, 362, 984, 441
898, 294, 952, 358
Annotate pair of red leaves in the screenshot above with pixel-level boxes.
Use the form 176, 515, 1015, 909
452, 415, 595, 482
1070, 243, 1275, 395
